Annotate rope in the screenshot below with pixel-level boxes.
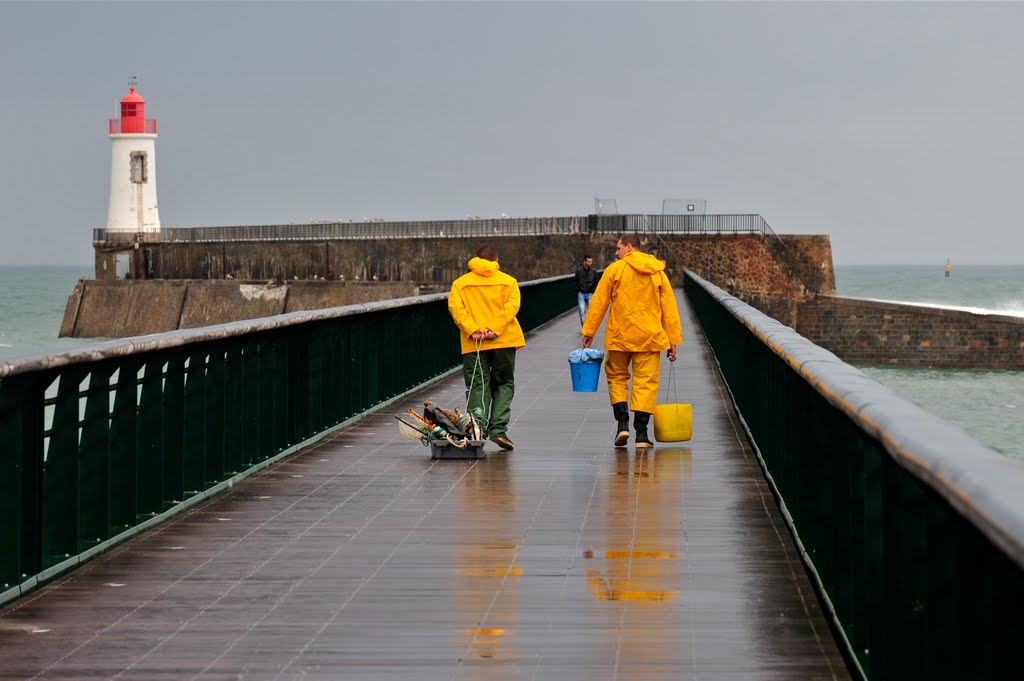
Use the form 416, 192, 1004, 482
464, 338, 485, 438
468, 338, 483, 396
445, 434, 469, 449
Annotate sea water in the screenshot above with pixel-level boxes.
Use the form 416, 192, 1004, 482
1, 264, 1022, 461
836, 264, 1024, 317
0, 266, 94, 358
836, 265, 1024, 461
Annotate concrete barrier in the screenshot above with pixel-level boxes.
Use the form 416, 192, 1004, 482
61, 280, 418, 338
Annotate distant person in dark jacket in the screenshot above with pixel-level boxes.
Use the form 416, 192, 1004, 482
574, 255, 598, 326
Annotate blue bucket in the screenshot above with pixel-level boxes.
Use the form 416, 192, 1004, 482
569, 360, 602, 392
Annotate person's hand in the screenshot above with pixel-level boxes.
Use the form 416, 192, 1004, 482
667, 346, 677, 362
470, 330, 487, 341
582, 335, 593, 349
484, 328, 497, 340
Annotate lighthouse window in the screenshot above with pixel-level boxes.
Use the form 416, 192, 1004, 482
130, 152, 148, 184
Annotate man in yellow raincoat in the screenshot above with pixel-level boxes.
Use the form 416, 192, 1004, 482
581, 234, 681, 448
448, 245, 526, 450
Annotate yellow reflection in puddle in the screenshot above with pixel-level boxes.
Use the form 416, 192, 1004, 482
585, 450, 693, 607
460, 567, 524, 578
587, 586, 676, 602
605, 550, 679, 560
457, 459, 519, 664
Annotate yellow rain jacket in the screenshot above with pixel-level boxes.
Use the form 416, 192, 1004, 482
582, 251, 682, 351
448, 257, 526, 355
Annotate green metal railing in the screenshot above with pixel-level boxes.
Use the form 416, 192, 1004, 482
0, 275, 574, 601
685, 271, 1024, 681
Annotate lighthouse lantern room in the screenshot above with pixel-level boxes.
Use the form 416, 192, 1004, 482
106, 81, 160, 233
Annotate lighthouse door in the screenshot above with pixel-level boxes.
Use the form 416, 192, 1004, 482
130, 152, 147, 232
115, 252, 130, 279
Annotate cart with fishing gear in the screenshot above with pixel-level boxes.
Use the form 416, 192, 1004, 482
395, 400, 487, 459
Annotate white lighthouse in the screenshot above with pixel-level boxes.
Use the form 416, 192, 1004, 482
106, 82, 160, 233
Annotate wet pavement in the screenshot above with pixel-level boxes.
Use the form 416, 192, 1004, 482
0, 291, 851, 680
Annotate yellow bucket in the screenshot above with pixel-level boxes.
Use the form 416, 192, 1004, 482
653, 403, 692, 442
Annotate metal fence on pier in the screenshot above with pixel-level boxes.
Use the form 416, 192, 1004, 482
92, 214, 775, 244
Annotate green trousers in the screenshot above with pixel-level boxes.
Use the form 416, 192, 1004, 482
462, 348, 516, 438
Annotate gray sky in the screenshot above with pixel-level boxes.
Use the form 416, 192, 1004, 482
2, 1, 1023, 266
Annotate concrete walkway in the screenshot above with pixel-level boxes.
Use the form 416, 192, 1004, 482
0, 291, 850, 680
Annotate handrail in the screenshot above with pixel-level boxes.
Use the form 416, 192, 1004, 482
0, 275, 575, 604
685, 269, 1024, 679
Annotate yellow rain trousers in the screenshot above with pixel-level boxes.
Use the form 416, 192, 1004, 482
605, 350, 661, 413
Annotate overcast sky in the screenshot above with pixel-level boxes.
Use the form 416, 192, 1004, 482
2, 1, 1023, 266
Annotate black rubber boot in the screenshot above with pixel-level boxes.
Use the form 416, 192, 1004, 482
612, 402, 630, 447
634, 411, 653, 449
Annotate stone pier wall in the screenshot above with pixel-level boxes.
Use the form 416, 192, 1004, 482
73, 233, 832, 338
96, 233, 835, 293
75, 233, 1024, 370
732, 290, 1024, 370
657, 233, 835, 297
96, 235, 588, 285
60, 279, 416, 338
796, 295, 1024, 369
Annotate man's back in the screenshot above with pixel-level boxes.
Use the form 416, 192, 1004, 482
448, 257, 525, 355
583, 251, 681, 352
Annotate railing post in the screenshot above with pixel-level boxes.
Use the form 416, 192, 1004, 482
181, 352, 207, 496
204, 348, 227, 486
42, 367, 88, 568
0, 373, 47, 589
137, 359, 165, 516
108, 360, 141, 531
161, 355, 186, 506
78, 364, 115, 550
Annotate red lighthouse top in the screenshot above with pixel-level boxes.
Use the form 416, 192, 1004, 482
109, 84, 157, 135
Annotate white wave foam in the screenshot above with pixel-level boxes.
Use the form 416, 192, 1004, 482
850, 297, 1024, 319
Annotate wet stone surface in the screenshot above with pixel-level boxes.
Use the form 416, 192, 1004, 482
0, 291, 851, 680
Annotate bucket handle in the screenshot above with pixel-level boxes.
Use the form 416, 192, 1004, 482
662, 359, 679, 404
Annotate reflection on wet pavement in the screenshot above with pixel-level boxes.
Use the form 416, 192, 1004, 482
458, 458, 520, 666
585, 450, 689, 605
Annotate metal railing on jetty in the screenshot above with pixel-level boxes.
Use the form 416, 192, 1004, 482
619, 213, 775, 235
686, 270, 1024, 681
92, 213, 823, 292
0, 276, 575, 605
91, 214, 776, 244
